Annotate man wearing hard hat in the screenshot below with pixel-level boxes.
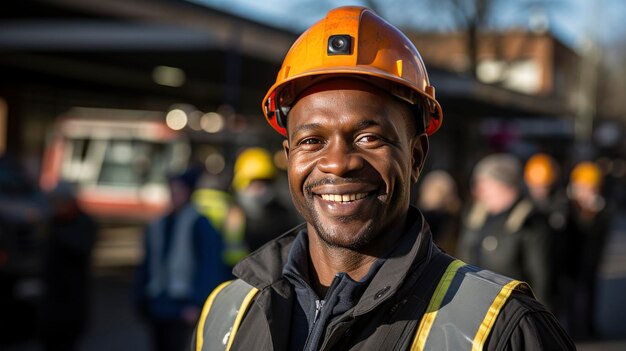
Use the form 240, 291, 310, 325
193, 6, 574, 350
562, 161, 611, 339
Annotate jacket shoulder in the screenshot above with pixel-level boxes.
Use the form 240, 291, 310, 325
194, 279, 259, 351
486, 292, 575, 350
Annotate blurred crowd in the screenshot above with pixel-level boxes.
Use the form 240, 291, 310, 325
421, 152, 615, 341
1, 145, 622, 349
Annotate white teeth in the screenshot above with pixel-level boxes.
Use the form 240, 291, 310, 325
320, 193, 368, 203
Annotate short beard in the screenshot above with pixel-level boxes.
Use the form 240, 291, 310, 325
308, 208, 378, 252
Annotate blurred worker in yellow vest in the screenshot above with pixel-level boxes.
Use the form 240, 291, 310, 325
193, 172, 249, 269
232, 147, 299, 252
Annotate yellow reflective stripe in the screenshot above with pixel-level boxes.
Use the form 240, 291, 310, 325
196, 280, 232, 351
471, 280, 524, 351
411, 259, 465, 351
225, 287, 259, 351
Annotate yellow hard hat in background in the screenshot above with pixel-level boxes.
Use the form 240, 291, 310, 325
570, 161, 602, 188
524, 153, 558, 187
262, 6, 443, 137
232, 147, 277, 192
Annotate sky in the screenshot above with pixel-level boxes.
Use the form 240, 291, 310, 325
189, 0, 626, 54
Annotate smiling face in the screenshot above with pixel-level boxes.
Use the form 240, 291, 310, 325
283, 78, 428, 251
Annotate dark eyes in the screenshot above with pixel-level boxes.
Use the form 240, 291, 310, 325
356, 135, 380, 144
296, 135, 383, 149
298, 137, 322, 145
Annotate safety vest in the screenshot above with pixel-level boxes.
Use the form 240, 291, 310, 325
146, 204, 199, 299
195, 260, 532, 351
193, 188, 249, 267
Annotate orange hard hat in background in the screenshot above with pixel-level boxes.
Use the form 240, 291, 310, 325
570, 161, 602, 188
262, 6, 443, 137
524, 153, 558, 187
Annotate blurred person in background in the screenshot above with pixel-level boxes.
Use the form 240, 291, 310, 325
38, 181, 97, 351
232, 147, 299, 252
523, 153, 570, 320
0, 153, 49, 345
133, 167, 229, 351
193, 172, 249, 274
562, 161, 611, 340
524, 153, 568, 218
0, 153, 48, 220
416, 170, 461, 255
457, 153, 554, 308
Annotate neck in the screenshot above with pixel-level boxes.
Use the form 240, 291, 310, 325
306, 219, 406, 297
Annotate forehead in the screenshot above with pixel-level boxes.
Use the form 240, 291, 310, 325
287, 78, 412, 135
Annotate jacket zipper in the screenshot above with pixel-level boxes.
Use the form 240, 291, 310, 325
314, 299, 325, 323
303, 273, 342, 351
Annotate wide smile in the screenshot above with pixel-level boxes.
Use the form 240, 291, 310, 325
319, 192, 369, 203
310, 181, 383, 218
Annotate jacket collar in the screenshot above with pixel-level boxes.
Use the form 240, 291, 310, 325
354, 206, 435, 314
233, 223, 305, 297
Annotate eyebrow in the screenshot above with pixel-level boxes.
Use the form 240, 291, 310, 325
355, 119, 381, 131
289, 122, 324, 139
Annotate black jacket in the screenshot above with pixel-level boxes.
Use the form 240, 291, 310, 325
457, 198, 554, 307
195, 207, 574, 350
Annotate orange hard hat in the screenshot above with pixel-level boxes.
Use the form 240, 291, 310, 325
570, 161, 602, 188
262, 6, 443, 137
524, 153, 558, 187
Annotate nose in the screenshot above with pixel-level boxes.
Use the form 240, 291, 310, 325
317, 137, 364, 176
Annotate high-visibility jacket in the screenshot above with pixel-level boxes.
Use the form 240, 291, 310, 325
192, 207, 574, 351
196, 261, 533, 351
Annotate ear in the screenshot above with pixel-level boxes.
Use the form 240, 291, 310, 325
410, 134, 429, 183
282, 139, 290, 162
